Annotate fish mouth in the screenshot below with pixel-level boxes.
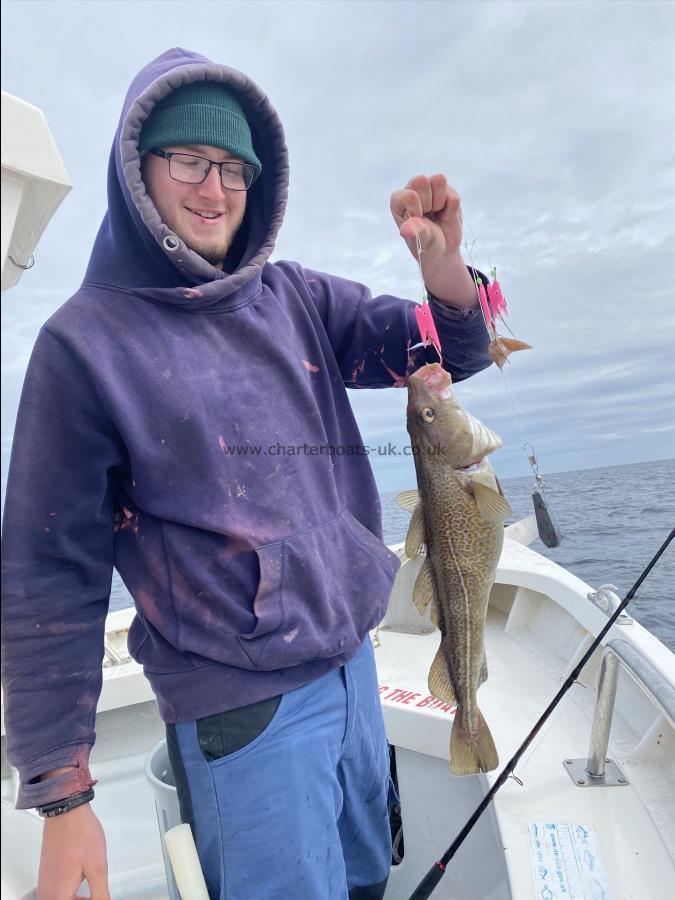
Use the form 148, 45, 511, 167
408, 363, 453, 397
457, 459, 483, 472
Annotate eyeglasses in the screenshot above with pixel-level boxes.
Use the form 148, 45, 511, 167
150, 149, 257, 191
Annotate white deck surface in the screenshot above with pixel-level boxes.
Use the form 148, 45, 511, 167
375, 579, 675, 898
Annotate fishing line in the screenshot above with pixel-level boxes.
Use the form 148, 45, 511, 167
407, 527, 674, 900
403, 211, 443, 366
459, 214, 561, 545
403, 201, 559, 541
502, 673, 586, 786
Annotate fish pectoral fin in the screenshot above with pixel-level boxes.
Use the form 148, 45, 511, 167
450, 709, 499, 776
471, 481, 513, 523
395, 488, 420, 512
405, 503, 426, 558
428, 647, 457, 704
413, 557, 435, 615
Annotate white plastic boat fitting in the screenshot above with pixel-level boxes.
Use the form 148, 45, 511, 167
164, 823, 209, 900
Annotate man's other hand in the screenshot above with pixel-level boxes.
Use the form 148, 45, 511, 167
38, 802, 111, 900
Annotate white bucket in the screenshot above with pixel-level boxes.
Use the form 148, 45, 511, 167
144, 739, 183, 900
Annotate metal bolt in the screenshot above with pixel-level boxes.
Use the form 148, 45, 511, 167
606, 758, 611, 764
618, 777, 627, 785
564, 760, 572, 765
576, 778, 586, 785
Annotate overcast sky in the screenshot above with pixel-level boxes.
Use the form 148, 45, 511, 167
2, 0, 674, 495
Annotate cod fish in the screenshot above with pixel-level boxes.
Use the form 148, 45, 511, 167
397, 363, 512, 775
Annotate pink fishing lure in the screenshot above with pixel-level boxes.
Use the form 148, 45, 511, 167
478, 283, 493, 329
415, 302, 442, 359
487, 280, 508, 318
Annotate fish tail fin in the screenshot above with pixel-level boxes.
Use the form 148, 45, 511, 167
450, 709, 499, 776
489, 337, 532, 368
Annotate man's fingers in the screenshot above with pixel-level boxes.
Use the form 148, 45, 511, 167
429, 174, 449, 214
406, 175, 433, 214
85, 887, 111, 900
85, 861, 111, 900
438, 184, 461, 222
399, 216, 435, 250
393, 177, 461, 224
399, 215, 422, 240
390, 188, 423, 226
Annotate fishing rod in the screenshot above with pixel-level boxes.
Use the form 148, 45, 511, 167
408, 527, 675, 900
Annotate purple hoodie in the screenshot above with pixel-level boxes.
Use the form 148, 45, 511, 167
1, 48, 491, 808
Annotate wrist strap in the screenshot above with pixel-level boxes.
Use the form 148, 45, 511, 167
37, 787, 95, 818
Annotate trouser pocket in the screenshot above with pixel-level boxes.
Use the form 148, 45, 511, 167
196, 695, 282, 762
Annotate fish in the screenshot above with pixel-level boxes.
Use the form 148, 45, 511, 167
397, 362, 512, 775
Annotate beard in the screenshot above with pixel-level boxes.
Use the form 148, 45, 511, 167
184, 235, 234, 266
157, 202, 246, 269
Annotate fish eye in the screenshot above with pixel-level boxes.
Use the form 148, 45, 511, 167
419, 407, 435, 424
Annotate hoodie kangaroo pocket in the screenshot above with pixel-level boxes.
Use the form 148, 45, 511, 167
238, 508, 400, 670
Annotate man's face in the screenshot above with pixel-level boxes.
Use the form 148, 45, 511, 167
142, 144, 248, 268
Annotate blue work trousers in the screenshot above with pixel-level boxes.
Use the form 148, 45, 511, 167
166, 638, 393, 899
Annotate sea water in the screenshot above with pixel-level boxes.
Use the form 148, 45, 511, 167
382, 457, 675, 652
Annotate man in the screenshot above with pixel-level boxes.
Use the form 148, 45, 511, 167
1, 48, 491, 898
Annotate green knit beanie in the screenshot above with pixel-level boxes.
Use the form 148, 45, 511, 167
139, 82, 261, 178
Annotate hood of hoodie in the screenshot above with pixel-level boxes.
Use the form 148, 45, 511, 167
83, 47, 289, 312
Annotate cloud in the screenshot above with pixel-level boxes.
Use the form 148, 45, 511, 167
2, 0, 675, 497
